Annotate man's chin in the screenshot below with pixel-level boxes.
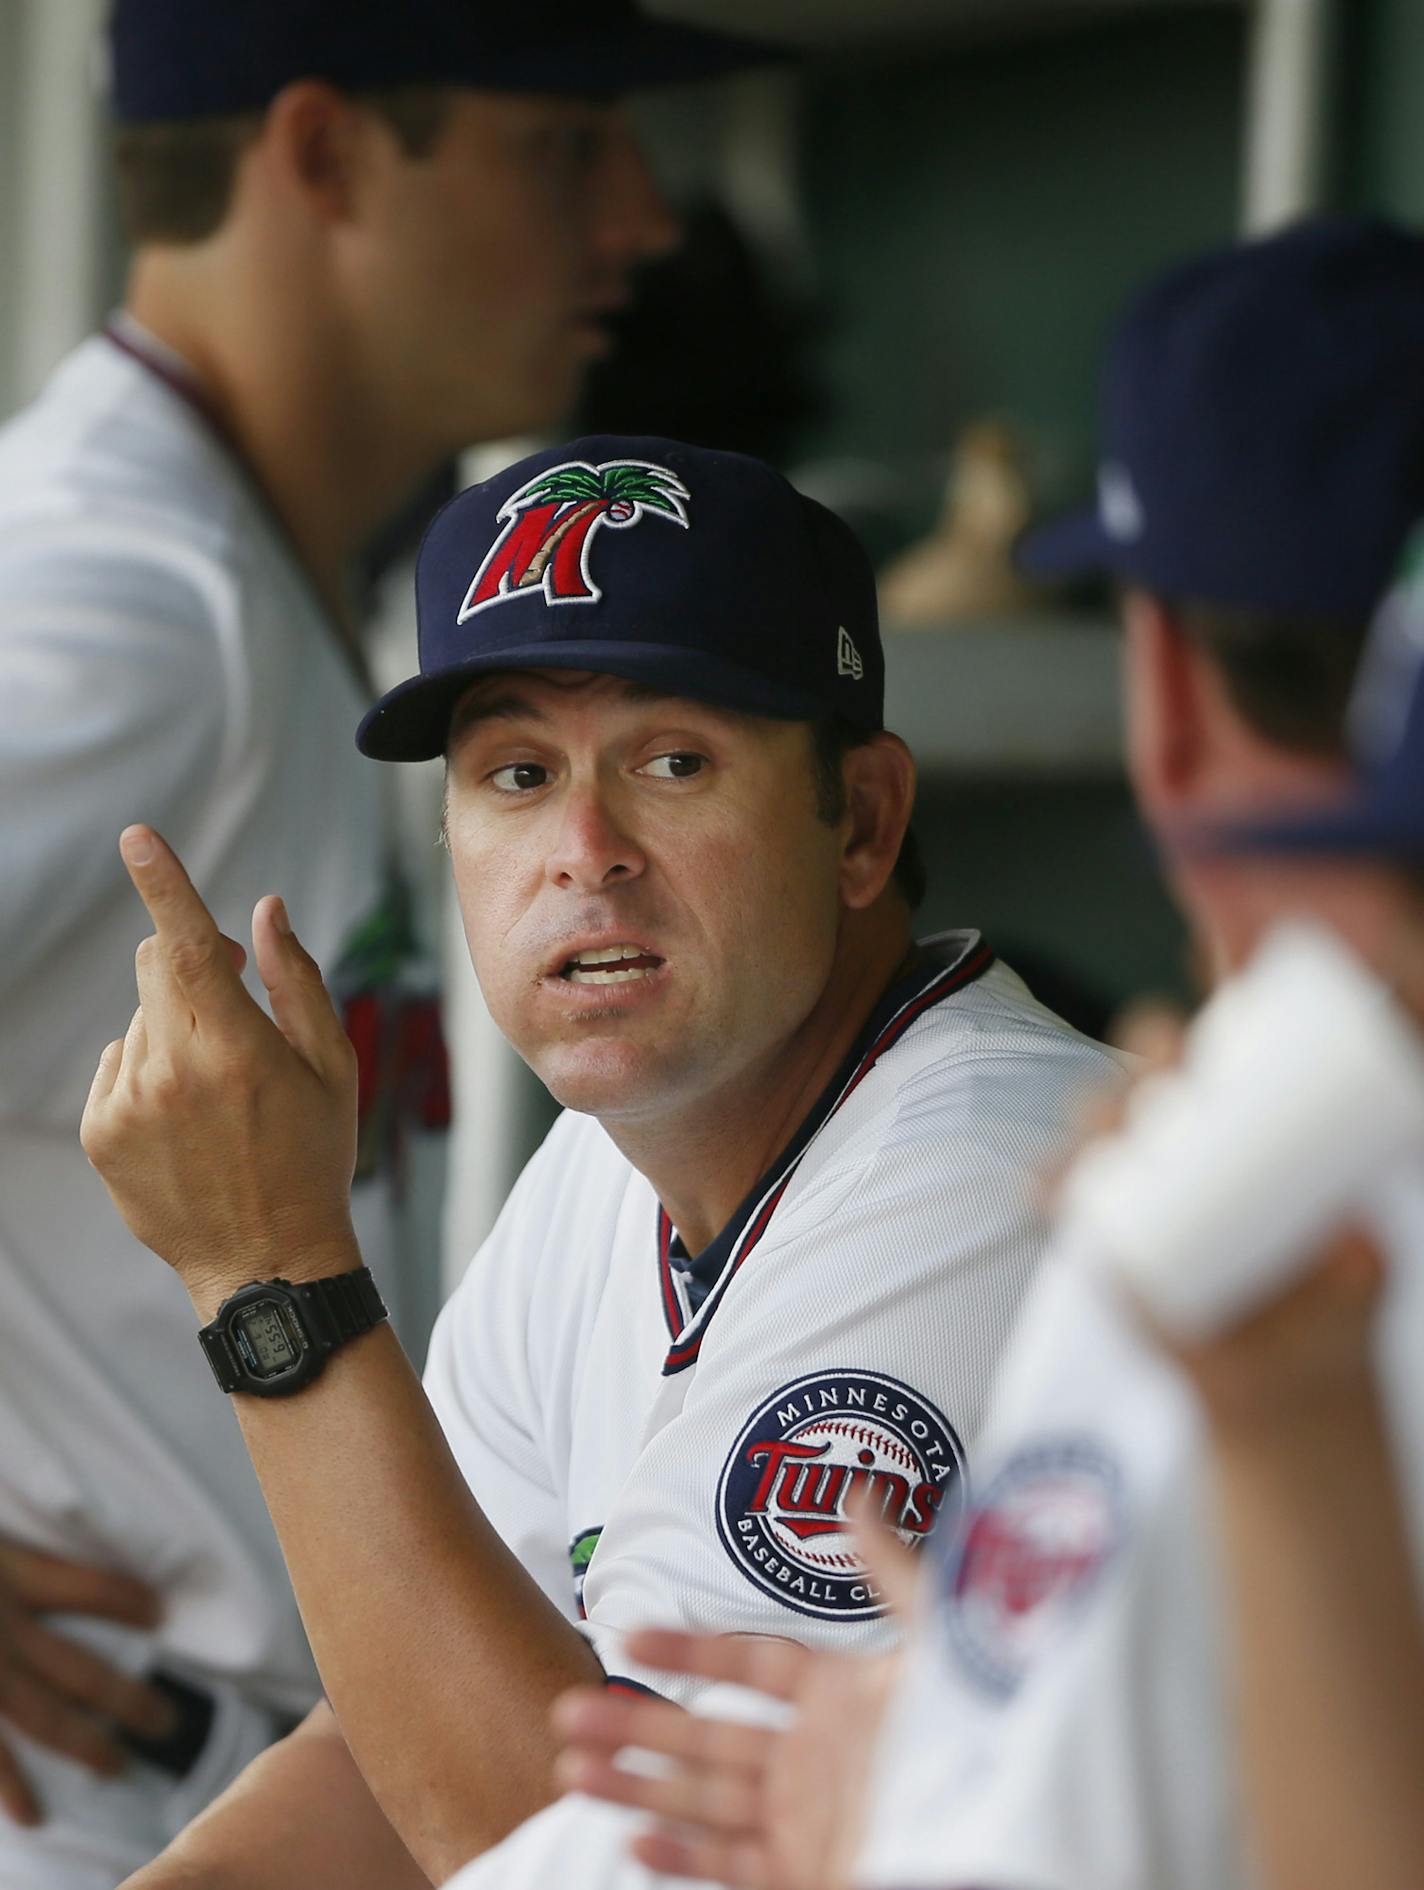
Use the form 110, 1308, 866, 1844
533, 1040, 686, 1122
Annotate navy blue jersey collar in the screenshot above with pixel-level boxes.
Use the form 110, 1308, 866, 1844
656, 932, 994, 1372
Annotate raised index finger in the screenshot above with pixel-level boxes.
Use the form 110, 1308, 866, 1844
119, 826, 250, 1025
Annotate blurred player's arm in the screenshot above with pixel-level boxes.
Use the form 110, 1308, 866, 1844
0, 553, 229, 1823
0, 545, 224, 1009
1174, 1231, 1424, 1890
120, 1702, 427, 1889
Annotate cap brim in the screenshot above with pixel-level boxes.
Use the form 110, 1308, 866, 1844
357, 641, 833, 762
1014, 508, 1120, 582
467, 19, 793, 96
1181, 793, 1424, 863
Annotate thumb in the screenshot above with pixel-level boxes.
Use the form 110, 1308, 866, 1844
848, 1493, 931, 1623
251, 896, 351, 1080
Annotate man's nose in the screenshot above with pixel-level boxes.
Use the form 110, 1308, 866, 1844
597, 120, 681, 268
544, 784, 648, 893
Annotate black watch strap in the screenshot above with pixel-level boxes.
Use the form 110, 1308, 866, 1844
290, 1266, 388, 1348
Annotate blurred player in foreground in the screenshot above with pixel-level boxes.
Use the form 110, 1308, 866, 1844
551, 218, 1424, 1890
79, 436, 1119, 1887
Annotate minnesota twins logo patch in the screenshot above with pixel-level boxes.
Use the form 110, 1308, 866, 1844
457, 458, 691, 622
717, 1370, 966, 1621
942, 1438, 1123, 1698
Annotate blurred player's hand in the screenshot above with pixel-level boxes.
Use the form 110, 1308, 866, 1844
81, 825, 361, 1315
1080, 1004, 1387, 1428
0, 1541, 174, 1826
1152, 1226, 1386, 1435
552, 1520, 922, 1890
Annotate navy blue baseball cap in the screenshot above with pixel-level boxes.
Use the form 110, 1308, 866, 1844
1206, 530, 1424, 861
357, 435, 884, 762
107, 0, 785, 123
1017, 218, 1424, 619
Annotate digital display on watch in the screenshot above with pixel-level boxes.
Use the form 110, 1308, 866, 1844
233, 1300, 303, 1377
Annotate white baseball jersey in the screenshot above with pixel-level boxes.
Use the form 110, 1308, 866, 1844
855, 1166, 1424, 1890
430, 937, 1121, 1890
0, 323, 393, 1887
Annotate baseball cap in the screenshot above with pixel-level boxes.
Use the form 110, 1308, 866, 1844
1017, 218, 1424, 619
357, 435, 884, 762
106, 0, 785, 123
1206, 529, 1424, 861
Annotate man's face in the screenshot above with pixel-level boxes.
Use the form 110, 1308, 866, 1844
350, 92, 677, 446
443, 671, 849, 1119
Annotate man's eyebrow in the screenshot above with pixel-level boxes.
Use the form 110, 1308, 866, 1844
446, 692, 547, 745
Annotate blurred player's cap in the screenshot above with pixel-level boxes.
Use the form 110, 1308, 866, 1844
357, 434, 884, 762
106, 0, 785, 121
1016, 217, 1424, 619
1203, 530, 1424, 860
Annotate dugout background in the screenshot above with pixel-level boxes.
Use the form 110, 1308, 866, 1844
1, 0, 1420, 1360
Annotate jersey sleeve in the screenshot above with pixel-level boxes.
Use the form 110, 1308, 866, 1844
423, 1116, 589, 1622
857, 1262, 1230, 1890
0, 522, 228, 1100
580, 1036, 1103, 1693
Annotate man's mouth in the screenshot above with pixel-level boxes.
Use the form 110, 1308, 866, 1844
558, 945, 665, 986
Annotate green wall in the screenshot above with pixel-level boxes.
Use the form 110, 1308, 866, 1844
1344, 0, 1424, 221
798, 9, 1246, 517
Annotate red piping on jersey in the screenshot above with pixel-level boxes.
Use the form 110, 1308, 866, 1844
658, 939, 995, 1374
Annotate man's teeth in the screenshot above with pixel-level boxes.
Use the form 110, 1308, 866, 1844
564, 945, 657, 985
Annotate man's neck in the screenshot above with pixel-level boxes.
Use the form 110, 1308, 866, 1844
123, 264, 442, 630
605, 911, 918, 1257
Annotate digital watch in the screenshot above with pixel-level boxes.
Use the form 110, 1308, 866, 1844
197, 1268, 387, 1398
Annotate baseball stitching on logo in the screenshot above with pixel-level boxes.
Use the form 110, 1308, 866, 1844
718, 1370, 967, 1621
792, 1419, 921, 1476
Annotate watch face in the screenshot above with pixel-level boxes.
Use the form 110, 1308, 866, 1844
232, 1299, 305, 1379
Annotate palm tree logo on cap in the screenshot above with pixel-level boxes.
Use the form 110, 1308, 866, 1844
457, 459, 692, 622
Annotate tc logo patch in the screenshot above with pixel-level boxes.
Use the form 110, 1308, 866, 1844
458, 458, 691, 621
942, 1438, 1123, 1698
717, 1370, 966, 1621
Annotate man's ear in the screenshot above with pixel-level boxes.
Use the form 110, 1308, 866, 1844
1121, 588, 1209, 825
258, 81, 377, 225
838, 733, 916, 911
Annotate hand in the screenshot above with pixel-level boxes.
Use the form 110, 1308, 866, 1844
81, 826, 361, 1316
552, 1519, 923, 1890
0, 1541, 176, 1827
1155, 1227, 1387, 1436
1073, 1009, 1387, 1430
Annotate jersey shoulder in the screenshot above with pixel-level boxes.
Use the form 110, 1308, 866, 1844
446, 1108, 648, 1305
792, 942, 1124, 1210
0, 337, 247, 586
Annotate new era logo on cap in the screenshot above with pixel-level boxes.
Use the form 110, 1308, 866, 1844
837, 626, 864, 681
1098, 462, 1145, 543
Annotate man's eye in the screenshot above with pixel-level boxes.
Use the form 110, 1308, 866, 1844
640, 752, 706, 781
489, 762, 550, 793
533, 121, 605, 177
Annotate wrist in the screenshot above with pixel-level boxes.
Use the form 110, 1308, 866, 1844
1201, 1365, 1380, 1454
186, 1235, 363, 1325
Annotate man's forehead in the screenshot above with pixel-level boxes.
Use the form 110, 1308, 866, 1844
446, 669, 750, 743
